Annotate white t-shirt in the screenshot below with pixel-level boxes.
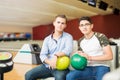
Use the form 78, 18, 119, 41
80, 34, 110, 67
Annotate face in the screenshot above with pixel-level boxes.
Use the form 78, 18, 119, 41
79, 20, 93, 35
53, 17, 67, 32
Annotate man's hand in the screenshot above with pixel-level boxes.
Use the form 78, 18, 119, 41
48, 56, 57, 69
77, 51, 90, 60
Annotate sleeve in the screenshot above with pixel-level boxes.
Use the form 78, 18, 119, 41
100, 34, 109, 47
78, 36, 84, 51
61, 34, 73, 56
40, 38, 49, 63
96, 32, 110, 47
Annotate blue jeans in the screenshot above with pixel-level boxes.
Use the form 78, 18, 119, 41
66, 66, 110, 80
25, 64, 69, 80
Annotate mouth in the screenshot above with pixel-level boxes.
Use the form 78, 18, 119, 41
82, 29, 87, 32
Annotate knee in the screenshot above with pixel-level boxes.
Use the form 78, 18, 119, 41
66, 73, 74, 80
25, 71, 33, 80
54, 74, 66, 80
25, 72, 30, 80
55, 75, 64, 80
66, 74, 70, 80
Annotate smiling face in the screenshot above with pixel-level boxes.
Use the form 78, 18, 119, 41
53, 17, 67, 33
79, 20, 93, 35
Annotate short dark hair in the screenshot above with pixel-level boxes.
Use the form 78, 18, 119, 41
55, 14, 67, 22
79, 16, 92, 24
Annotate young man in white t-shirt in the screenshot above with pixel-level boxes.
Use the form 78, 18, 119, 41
66, 16, 113, 80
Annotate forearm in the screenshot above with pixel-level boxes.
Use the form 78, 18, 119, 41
55, 52, 66, 57
44, 58, 50, 64
88, 55, 113, 61
90, 45, 113, 61
78, 51, 113, 61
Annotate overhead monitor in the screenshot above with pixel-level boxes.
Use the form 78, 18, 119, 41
113, 8, 120, 15
88, 0, 96, 7
80, 0, 87, 3
98, 1, 108, 10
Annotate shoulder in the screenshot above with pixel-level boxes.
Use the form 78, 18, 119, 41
94, 32, 106, 38
78, 36, 84, 43
63, 32, 73, 38
94, 32, 109, 46
43, 34, 52, 41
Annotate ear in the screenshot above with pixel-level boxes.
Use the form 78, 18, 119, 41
91, 24, 94, 29
64, 24, 67, 28
53, 21, 55, 26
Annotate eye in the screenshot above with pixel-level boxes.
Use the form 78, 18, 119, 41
80, 23, 91, 27
61, 22, 65, 25
57, 21, 60, 24
80, 24, 84, 27
85, 23, 91, 26
57, 21, 65, 25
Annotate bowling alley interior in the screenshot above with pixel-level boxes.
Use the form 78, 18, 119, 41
0, 0, 120, 80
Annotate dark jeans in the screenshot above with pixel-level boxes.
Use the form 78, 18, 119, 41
66, 66, 110, 80
25, 64, 69, 80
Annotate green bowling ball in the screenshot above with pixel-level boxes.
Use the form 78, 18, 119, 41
56, 56, 70, 70
70, 53, 87, 70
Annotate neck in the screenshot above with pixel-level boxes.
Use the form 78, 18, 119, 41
53, 31, 63, 40
85, 31, 94, 39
